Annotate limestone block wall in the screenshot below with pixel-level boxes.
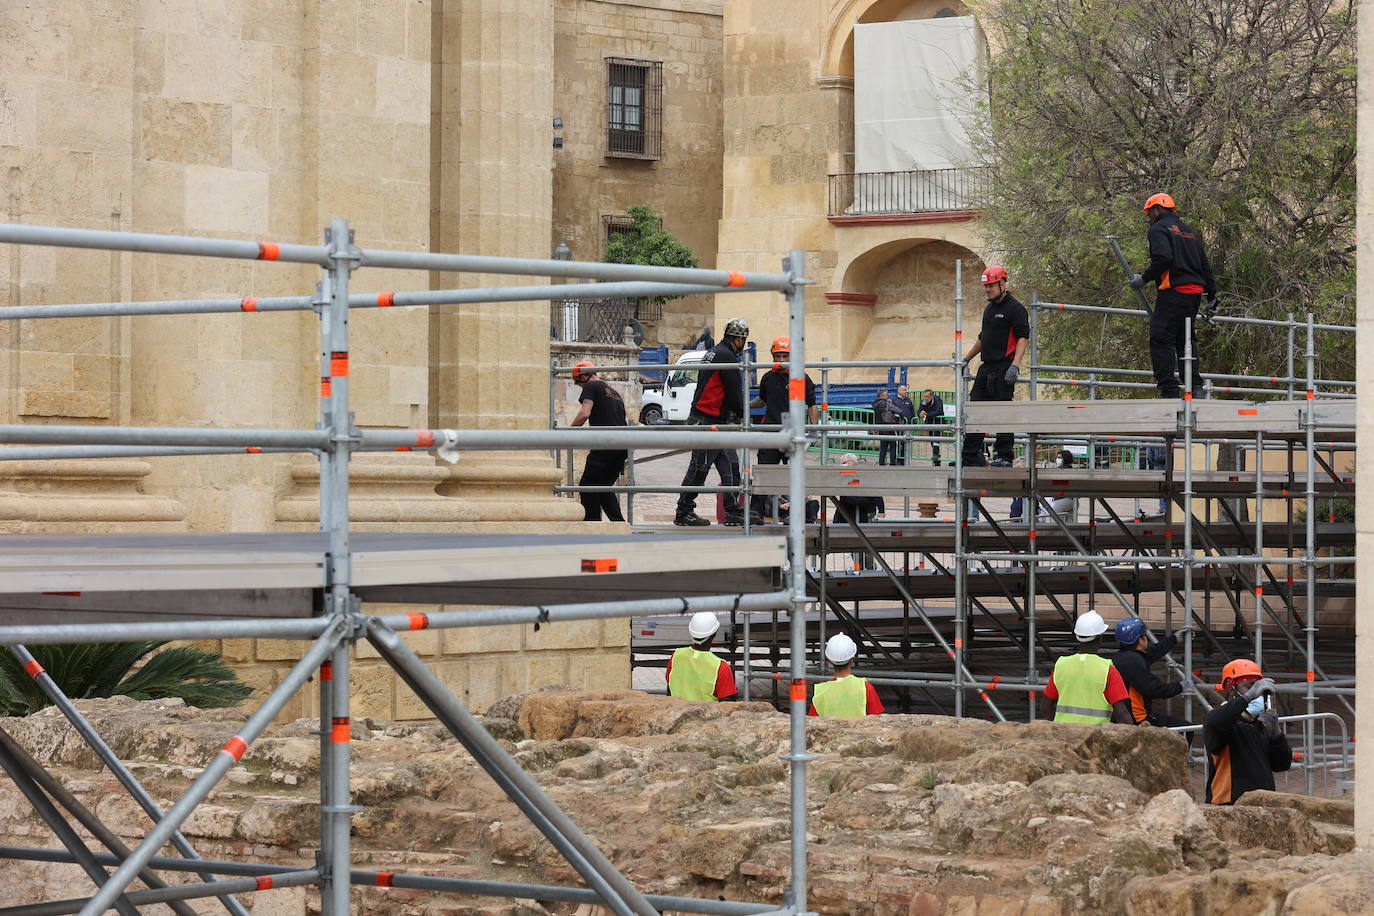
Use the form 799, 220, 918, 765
550, 0, 726, 350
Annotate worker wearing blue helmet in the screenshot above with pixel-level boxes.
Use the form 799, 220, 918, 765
1112, 616, 1194, 740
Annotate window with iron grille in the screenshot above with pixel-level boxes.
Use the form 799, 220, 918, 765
602, 214, 637, 255
605, 58, 662, 159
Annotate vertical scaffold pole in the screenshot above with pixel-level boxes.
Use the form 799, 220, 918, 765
953, 260, 966, 718
1304, 313, 1317, 794
1285, 313, 1296, 401
1254, 431, 1265, 667
1026, 431, 1038, 720
783, 250, 814, 914
1182, 319, 1196, 723
742, 350, 753, 534
820, 360, 830, 466
321, 218, 358, 915
1028, 293, 1039, 401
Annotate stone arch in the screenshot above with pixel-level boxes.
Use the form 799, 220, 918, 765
822, 0, 975, 80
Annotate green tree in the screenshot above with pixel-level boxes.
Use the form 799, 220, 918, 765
966, 0, 1356, 393
603, 205, 700, 304
0, 642, 253, 717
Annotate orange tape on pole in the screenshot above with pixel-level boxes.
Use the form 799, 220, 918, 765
223, 736, 248, 761
24, 660, 43, 679
376, 292, 395, 307
244, 447, 263, 453
406, 612, 430, 631
256, 242, 280, 261
1307, 671, 1316, 681
789, 377, 805, 401
330, 351, 349, 377
240, 297, 258, 312
320, 377, 332, 397
255, 877, 274, 891
1306, 390, 1315, 400
727, 270, 746, 287
331, 717, 350, 743
320, 661, 333, 682
375, 873, 395, 888
415, 430, 436, 448
789, 679, 807, 702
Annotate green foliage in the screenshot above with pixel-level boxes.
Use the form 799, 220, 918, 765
965, 0, 1356, 393
603, 205, 700, 304
0, 642, 253, 717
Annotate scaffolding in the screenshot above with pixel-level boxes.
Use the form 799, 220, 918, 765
558, 263, 1357, 794
0, 221, 816, 915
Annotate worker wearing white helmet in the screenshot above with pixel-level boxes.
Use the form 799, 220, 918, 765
1041, 611, 1134, 724
665, 611, 739, 702
808, 633, 884, 718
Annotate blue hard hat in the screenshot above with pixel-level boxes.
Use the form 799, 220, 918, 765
1115, 617, 1147, 646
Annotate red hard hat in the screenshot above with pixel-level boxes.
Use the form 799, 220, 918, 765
1221, 658, 1263, 687
572, 360, 595, 383
1143, 193, 1176, 212
770, 336, 790, 355
980, 265, 1008, 286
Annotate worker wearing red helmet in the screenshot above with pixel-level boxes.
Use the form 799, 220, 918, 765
1202, 658, 1292, 805
1129, 193, 1218, 399
748, 336, 818, 522
961, 264, 1029, 467
569, 361, 628, 521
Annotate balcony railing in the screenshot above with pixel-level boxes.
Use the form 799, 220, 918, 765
550, 297, 650, 344
828, 167, 986, 218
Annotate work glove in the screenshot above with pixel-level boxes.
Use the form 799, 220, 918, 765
1256, 710, 1283, 739
1199, 295, 1218, 324
1243, 677, 1277, 701
1172, 625, 1194, 641
1128, 273, 1146, 289
1005, 364, 1020, 387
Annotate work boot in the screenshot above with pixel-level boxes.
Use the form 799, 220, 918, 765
674, 512, 710, 527
722, 513, 745, 526
989, 458, 1013, 468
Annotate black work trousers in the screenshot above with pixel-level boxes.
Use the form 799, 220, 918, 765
750, 448, 786, 519
962, 358, 1015, 465
1150, 289, 1203, 398
580, 449, 627, 521
677, 413, 741, 517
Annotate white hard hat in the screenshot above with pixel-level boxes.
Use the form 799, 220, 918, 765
825, 633, 857, 664
1073, 611, 1108, 642
688, 612, 721, 641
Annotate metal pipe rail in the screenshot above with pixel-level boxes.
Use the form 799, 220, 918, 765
1034, 363, 1355, 390
1032, 299, 1355, 333
551, 358, 960, 375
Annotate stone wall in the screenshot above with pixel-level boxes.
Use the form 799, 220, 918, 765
551, 0, 725, 350
0, 693, 1364, 914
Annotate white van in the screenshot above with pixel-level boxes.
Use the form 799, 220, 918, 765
638, 351, 708, 425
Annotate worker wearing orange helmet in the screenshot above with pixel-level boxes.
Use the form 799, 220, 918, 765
748, 336, 818, 522
1129, 193, 1218, 399
1202, 658, 1292, 805
961, 264, 1029, 468
569, 361, 628, 521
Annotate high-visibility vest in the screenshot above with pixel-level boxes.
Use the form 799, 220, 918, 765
668, 647, 722, 701
813, 675, 869, 718
1052, 653, 1113, 723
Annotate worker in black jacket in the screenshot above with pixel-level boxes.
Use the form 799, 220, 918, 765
1130, 194, 1217, 399
1203, 659, 1292, 805
1112, 617, 1192, 742
675, 318, 751, 527
961, 265, 1029, 467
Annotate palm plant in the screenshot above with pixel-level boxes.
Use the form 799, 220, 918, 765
0, 642, 253, 717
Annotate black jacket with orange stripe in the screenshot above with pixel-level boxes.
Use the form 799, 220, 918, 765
1141, 212, 1216, 296
1112, 635, 1182, 723
1203, 695, 1293, 805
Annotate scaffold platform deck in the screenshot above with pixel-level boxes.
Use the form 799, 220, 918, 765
0, 532, 786, 622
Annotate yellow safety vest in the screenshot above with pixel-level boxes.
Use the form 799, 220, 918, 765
1052, 653, 1113, 723
813, 675, 869, 718
668, 647, 723, 701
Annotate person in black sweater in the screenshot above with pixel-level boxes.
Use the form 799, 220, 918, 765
1130, 193, 1218, 399
961, 265, 1029, 467
749, 336, 817, 521
1112, 617, 1192, 743
569, 362, 628, 521
1203, 658, 1292, 805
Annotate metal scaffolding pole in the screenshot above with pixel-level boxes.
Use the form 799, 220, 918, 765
74, 623, 346, 916
8, 871, 320, 916
953, 259, 966, 718
1304, 314, 1318, 794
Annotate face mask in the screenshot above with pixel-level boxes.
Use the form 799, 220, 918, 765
1246, 697, 1265, 717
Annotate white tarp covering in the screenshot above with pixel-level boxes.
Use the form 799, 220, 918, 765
851, 18, 982, 212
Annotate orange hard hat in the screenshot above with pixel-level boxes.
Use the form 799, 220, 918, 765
1221, 658, 1263, 687
770, 336, 790, 355
572, 360, 595, 383
980, 265, 1008, 286
1143, 193, 1176, 212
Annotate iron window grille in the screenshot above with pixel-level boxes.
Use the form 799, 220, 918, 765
605, 57, 663, 160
